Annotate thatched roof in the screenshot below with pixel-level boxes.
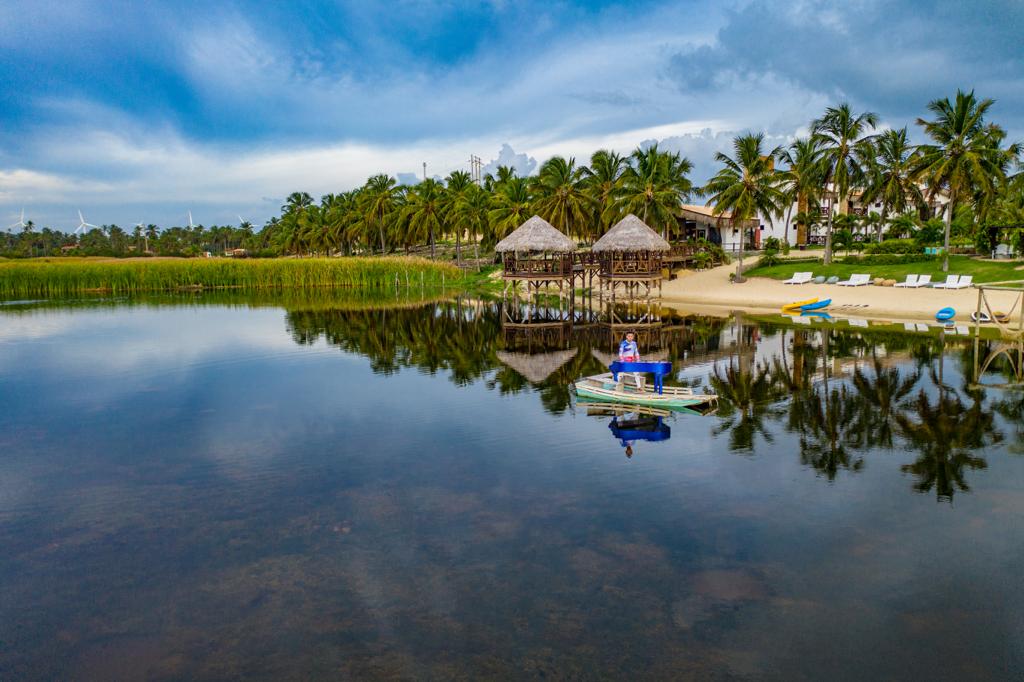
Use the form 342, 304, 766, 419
495, 216, 576, 253
591, 214, 671, 252
496, 348, 578, 383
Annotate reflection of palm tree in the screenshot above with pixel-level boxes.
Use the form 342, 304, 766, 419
710, 361, 780, 453
895, 389, 998, 501
793, 384, 864, 479
850, 357, 919, 449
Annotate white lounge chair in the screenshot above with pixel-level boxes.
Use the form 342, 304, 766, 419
893, 275, 919, 288
849, 318, 869, 327
916, 323, 930, 332
913, 274, 932, 288
903, 322, 916, 332
782, 271, 813, 285
932, 275, 960, 289
948, 275, 974, 289
956, 325, 969, 335
792, 315, 811, 325
837, 273, 870, 287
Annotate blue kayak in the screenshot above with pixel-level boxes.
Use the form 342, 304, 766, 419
800, 298, 832, 311
936, 307, 955, 321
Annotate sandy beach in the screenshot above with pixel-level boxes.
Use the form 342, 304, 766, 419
661, 263, 1024, 325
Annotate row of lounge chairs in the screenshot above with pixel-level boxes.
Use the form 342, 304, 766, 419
782, 272, 974, 289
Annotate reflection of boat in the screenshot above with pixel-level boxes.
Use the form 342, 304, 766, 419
574, 360, 718, 411
609, 415, 670, 443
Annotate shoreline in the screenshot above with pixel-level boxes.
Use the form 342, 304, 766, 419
660, 264, 1024, 326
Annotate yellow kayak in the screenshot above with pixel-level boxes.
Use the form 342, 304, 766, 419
782, 297, 818, 312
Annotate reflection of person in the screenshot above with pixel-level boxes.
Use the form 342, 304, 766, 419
624, 443, 634, 458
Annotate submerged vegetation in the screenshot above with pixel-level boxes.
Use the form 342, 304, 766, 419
0, 256, 463, 297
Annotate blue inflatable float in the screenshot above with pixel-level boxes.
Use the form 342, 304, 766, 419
935, 307, 956, 321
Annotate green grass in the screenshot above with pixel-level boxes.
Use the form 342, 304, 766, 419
0, 256, 465, 298
746, 255, 1024, 285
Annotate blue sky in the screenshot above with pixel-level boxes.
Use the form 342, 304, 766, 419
1, 0, 1022, 230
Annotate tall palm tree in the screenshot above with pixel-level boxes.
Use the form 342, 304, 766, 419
703, 133, 785, 283
401, 179, 445, 258
531, 156, 593, 241
618, 144, 693, 240
359, 174, 402, 254
775, 137, 824, 246
583, 149, 627, 240
488, 177, 532, 242
912, 90, 1021, 272
444, 170, 475, 265
860, 128, 925, 242
811, 103, 879, 264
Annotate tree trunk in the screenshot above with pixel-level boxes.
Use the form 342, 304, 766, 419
823, 196, 835, 265
796, 192, 808, 246
942, 195, 953, 273
379, 221, 386, 254
430, 228, 435, 259
877, 207, 888, 242
783, 203, 794, 247
456, 229, 462, 266
734, 221, 746, 283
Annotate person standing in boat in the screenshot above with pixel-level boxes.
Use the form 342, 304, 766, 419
618, 331, 645, 390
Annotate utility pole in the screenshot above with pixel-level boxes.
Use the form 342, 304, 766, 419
468, 155, 483, 184
423, 162, 427, 181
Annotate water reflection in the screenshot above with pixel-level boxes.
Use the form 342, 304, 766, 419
4, 292, 1024, 678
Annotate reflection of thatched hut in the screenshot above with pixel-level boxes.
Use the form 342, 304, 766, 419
495, 216, 576, 297
591, 214, 670, 298
496, 348, 579, 383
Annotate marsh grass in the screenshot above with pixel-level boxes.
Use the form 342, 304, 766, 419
0, 256, 464, 297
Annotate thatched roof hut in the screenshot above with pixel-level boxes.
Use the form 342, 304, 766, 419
495, 216, 576, 253
592, 215, 671, 253
496, 348, 579, 383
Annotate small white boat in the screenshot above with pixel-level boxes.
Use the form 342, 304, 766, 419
574, 365, 717, 412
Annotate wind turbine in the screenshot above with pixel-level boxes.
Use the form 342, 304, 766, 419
75, 210, 98, 235
8, 208, 26, 232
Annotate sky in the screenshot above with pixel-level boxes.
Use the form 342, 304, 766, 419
1, 0, 1022, 231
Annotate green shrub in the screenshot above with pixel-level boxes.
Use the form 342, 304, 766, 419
839, 254, 938, 265
863, 239, 923, 255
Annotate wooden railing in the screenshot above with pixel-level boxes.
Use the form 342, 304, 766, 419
601, 254, 663, 278
502, 255, 573, 278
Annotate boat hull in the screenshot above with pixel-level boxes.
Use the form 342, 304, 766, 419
574, 374, 717, 411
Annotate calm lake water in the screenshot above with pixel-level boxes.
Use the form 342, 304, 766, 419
2, 292, 1023, 680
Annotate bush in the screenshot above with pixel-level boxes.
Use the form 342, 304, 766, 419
863, 239, 923, 255
839, 254, 939, 265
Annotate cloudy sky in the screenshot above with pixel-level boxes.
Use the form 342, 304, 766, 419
1, 0, 1021, 230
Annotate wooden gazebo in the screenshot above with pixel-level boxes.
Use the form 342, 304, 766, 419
591, 214, 671, 299
495, 215, 576, 299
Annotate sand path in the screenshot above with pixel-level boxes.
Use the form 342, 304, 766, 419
660, 263, 1023, 324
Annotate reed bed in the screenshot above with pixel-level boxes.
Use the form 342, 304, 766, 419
0, 256, 464, 297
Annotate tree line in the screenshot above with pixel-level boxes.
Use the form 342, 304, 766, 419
4, 89, 1020, 273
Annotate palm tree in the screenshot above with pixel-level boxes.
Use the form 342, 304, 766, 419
583, 149, 627, 240
531, 156, 593, 241
811, 103, 879, 264
360, 174, 402, 254
703, 133, 785, 283
912, 89, 1021, 272
775, 137, 824, 246
618, 144, 694, 240
444, 170, 475, 265
860, 127, 925, 242
402, 179, 445, 258
488, 177, 532, 242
